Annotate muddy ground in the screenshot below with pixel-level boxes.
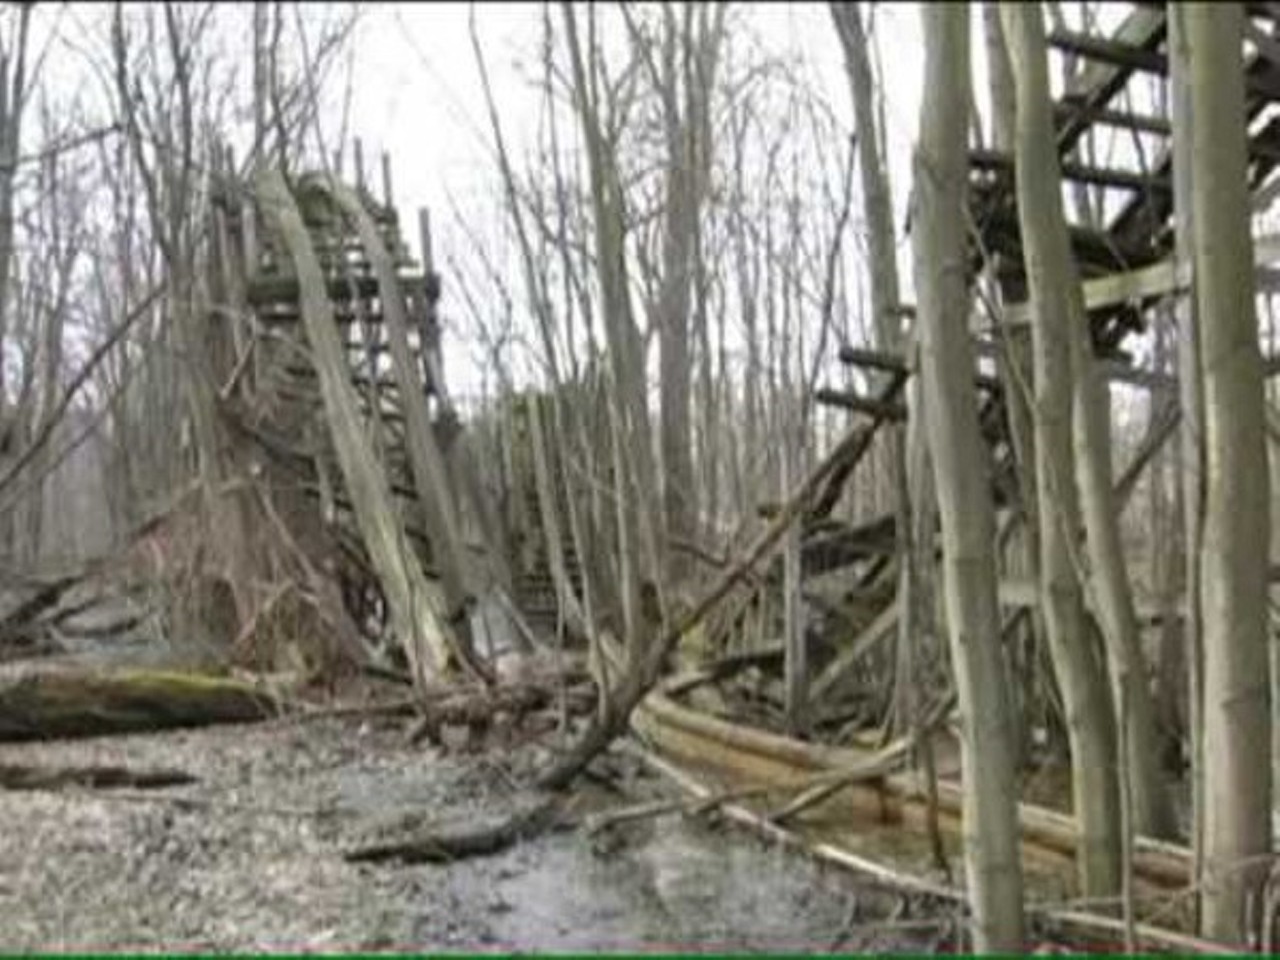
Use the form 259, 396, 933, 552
0, 712, 956, 952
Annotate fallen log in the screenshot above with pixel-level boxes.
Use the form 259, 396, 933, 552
343, 795, 573, 864
0, 762, 195, 790
0, 667, 279, 741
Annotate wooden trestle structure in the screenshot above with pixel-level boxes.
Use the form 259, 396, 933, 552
810, 2, 1280, 592
243, 176, 454, 566
175, 9, 1280, 939
626, 5, 1280, 941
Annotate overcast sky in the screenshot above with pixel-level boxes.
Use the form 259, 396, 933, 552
330, 2, 934, 397
343, 3, 921, 224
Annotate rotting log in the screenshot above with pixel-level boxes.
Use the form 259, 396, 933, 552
0, 667, 278, 741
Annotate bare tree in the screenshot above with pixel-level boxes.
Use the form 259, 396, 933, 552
0, 3, 32, 555
1179, 2, 1272, 943
1001, 0, 1121, 897
642, 3, 726, 582
913, 3, 1024, 947
1000, 0, 1173, 842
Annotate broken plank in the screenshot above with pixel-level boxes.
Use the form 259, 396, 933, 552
810, 596, 899, 703
1003, 233, 1280, 325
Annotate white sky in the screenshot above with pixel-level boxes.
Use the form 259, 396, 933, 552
16, 2, 1173, 413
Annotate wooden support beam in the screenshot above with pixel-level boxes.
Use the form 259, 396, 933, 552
971, 148, 1172, 193
1051, 21, 1280, 104
833, 346, 1003, 394
976, 205, 1148, 274
1001, 232, 1280, 326
255, 170, 461, 685
1052, 101, 1170, 136
1057, 7, 1166, 151
835, 345, 910, 373
813, 388, 907, 420
247, 272, 428, 307
970, 338, 1173, 391
807, 371, 909, 522
1048, 28, 1165, 73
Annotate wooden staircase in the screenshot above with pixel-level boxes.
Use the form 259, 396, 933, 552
510, 448, 585, 641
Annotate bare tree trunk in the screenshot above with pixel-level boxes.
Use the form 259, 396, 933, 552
783, 423, 806, 734
1168, 5, 1207, 915
983, 0, 1042, 764
0, 6, 31, 559
527, 393, 587, 638
1001, 0, 1173, 841
1181, 3, 1273, 942
830, 4, 900, 349
561, 4, 665, 661
1001, 1, 1122, 898
655, 5, 724, 582
830, 0, 917, 741
913, 5, 1024, 948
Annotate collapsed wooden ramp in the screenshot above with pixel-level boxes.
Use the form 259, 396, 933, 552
210, 166, 517, 688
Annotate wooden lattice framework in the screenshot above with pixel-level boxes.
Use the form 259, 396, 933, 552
814, 4, 1280, 579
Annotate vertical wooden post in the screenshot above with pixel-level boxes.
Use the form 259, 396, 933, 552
418, 207, 435, 273
417, 207, 444, 392
783, 429, 807, 735
381, 151, 394, 211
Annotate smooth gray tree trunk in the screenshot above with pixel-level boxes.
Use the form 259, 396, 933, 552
913, 5, 1024, 948
1183, 3, 1273, 943
1001, 1, 1122, 898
